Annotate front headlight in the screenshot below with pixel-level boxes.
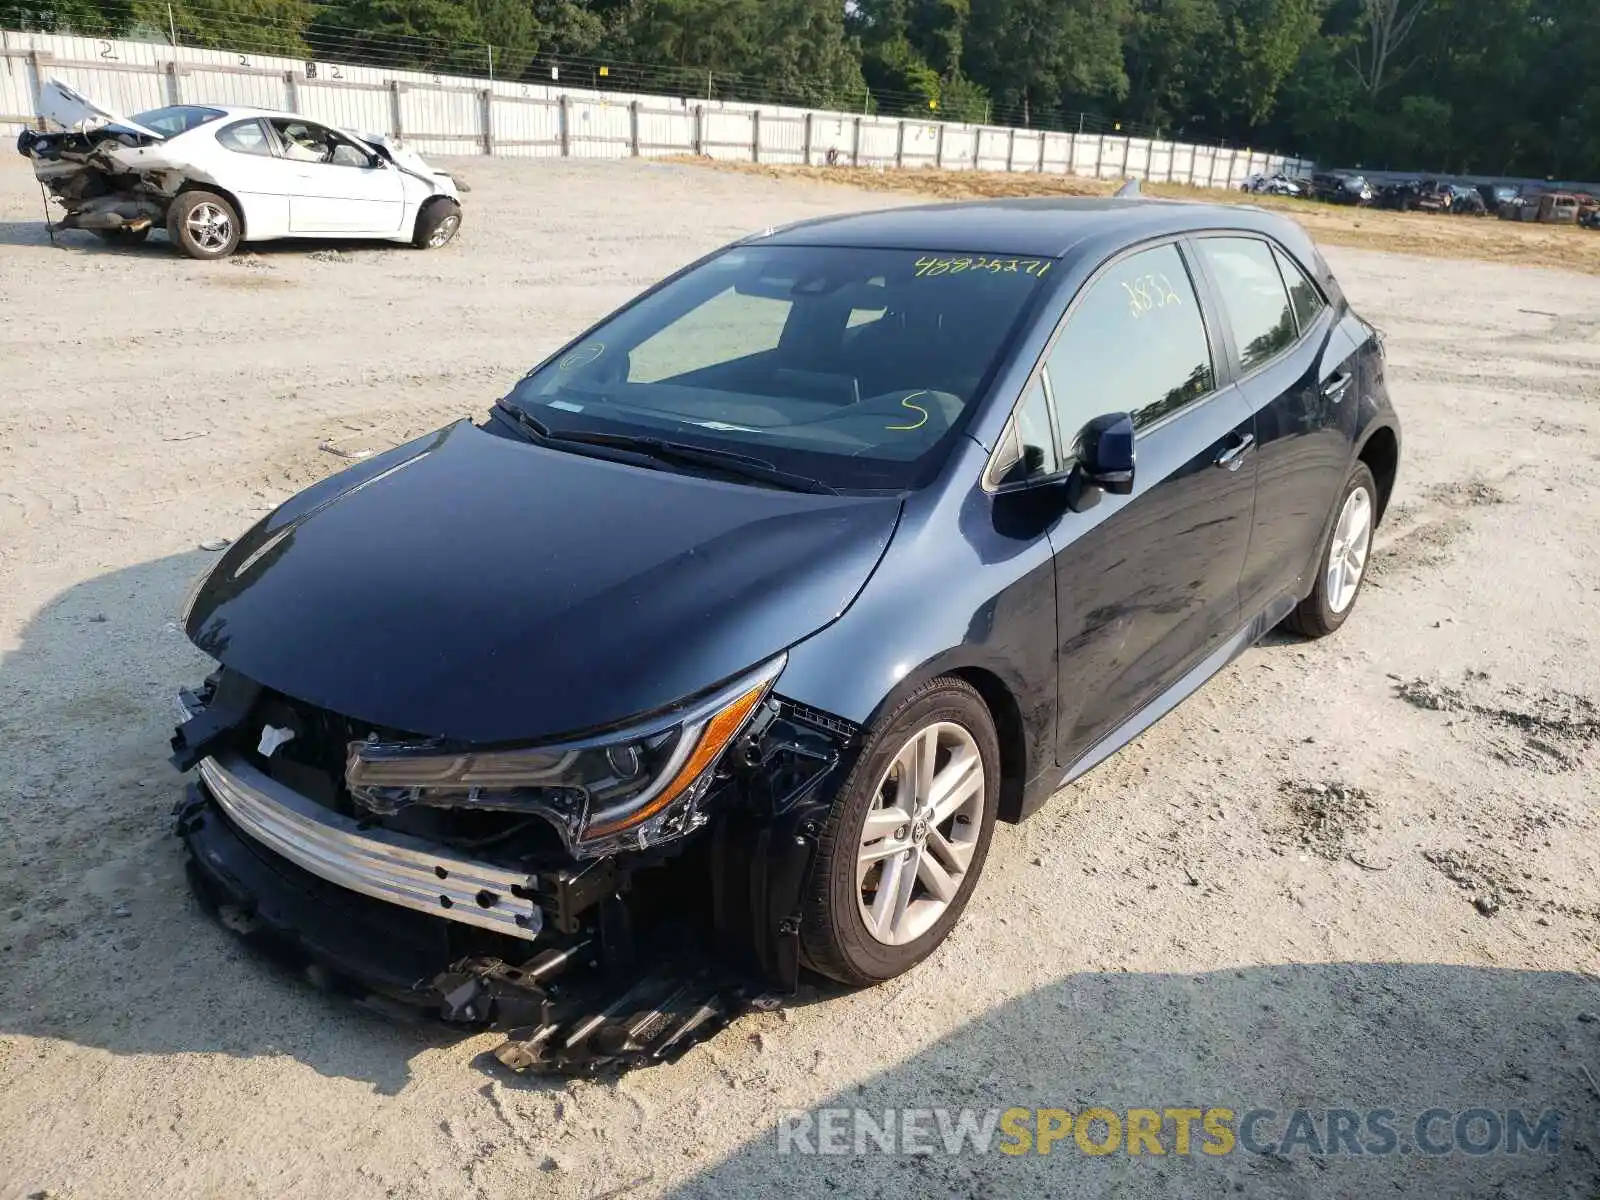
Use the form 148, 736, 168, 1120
344, 655, 784, 855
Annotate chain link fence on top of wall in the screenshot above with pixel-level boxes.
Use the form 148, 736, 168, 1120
0, 25, 1313, 188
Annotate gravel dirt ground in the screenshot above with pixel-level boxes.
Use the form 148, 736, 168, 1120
1, 154, 1598, 1200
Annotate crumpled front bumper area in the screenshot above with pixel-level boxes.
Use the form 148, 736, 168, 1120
194, 751, 545, 940
177, 781, 778, 1072
171, 670, 853, 1072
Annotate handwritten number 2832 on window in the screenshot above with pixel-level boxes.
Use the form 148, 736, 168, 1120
1121, 273, 1182, 318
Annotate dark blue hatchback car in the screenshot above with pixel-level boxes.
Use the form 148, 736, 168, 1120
172, 196, 1400, 1070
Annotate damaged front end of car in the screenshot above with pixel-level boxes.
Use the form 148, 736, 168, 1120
169, 660, 857, 1073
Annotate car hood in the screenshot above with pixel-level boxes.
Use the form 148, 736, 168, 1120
186, 420, 901, 743
37, 78, 162, 138
358, 132, 460, 194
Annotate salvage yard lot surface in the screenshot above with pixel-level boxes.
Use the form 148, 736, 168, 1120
1, 156, 1598, 1199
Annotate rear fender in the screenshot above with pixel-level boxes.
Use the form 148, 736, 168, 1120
175, 178, 248, 239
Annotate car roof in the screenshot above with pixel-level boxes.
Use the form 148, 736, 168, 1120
761, 196, 1309, 261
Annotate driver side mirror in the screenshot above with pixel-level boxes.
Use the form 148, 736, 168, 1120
1066, 412, 1136, 512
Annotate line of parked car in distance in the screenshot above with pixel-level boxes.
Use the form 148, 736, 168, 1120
1241, 170, 1600, 227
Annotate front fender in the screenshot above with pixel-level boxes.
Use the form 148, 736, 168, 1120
774, 439, 1059, 820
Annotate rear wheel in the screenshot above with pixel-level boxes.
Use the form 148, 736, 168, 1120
413, 197, 462, 249
1284, 462, 1378, 638
167, 191, 241, 259
800, 678, 999, 986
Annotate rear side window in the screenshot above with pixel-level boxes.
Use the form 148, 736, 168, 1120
1196, 237, 1296, 371
1044, 242, 1215, 440
129, 104, 225, 136
1272, 246, 1326, 334
216, 119, 273, 157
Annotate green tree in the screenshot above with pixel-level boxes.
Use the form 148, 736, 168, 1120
308, 0, 485, 72
530, 0, 609, 58
21, 0, 136, 34
1123, 0, 1221, 132
964, 0, 1131, 127
752, 0, 869, 108
1202, 0, 1325, 128
129, 0, 312, 54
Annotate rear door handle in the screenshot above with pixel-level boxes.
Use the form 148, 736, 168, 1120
1322, 371, 1353, 402
1214, 432, 1255, 471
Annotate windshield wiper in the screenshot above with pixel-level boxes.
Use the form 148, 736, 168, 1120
491, 403, 837, 495
493, 401, 555, 441
557, 431, 837, 495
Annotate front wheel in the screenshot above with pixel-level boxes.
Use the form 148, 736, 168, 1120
413, 197, 462, 249
800, 677, 1000, 986
167, 191, 241, 259
1284, 462, 1378, 638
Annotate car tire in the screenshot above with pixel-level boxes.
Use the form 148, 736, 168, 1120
92, 226, 150, 245
1284, 462, 1379, 639
800, 677, 1000, 986
413, 197, 462, 249
167, 191, 241, 260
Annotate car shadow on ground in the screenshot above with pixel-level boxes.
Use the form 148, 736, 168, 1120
0, 219, 410, 257
665, 961, 1600, 1199
0, 550, 476, 1095
0, 219, 134, 252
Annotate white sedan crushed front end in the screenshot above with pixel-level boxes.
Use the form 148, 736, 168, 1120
17, 78, 463, 258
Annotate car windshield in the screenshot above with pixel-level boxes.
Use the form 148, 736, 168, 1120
506, 244, 1053, 491
129, 104, 226, 136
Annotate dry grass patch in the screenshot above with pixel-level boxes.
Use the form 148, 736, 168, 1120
686, 160, 1600, 275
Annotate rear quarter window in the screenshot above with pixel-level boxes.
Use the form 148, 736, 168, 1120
216, 119, 273, 156
130, 104, 226, 136
1272, 245, 1327, 333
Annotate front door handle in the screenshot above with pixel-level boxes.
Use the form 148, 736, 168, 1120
1214, 432, 1255, 471
1322, 371, 1353, 402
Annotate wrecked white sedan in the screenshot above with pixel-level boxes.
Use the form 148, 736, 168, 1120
17, 80, 463, 259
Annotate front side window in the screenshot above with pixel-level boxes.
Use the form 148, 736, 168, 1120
1044, 242, 1214, 442
1196, 237, 1297, 371
326, 131, 376, 167
216, 119, 273, 157
507, 245, 1054, 491
269, 119, 372, 167
271, 118, 332, 162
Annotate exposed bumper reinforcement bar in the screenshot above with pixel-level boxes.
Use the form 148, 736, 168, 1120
197, 752, 543, 941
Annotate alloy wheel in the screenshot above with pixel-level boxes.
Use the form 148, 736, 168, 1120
856, 721, 986, 947
1326, 485, 1373, 614
186, 202, 233, 253
428, 213, 461, 247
